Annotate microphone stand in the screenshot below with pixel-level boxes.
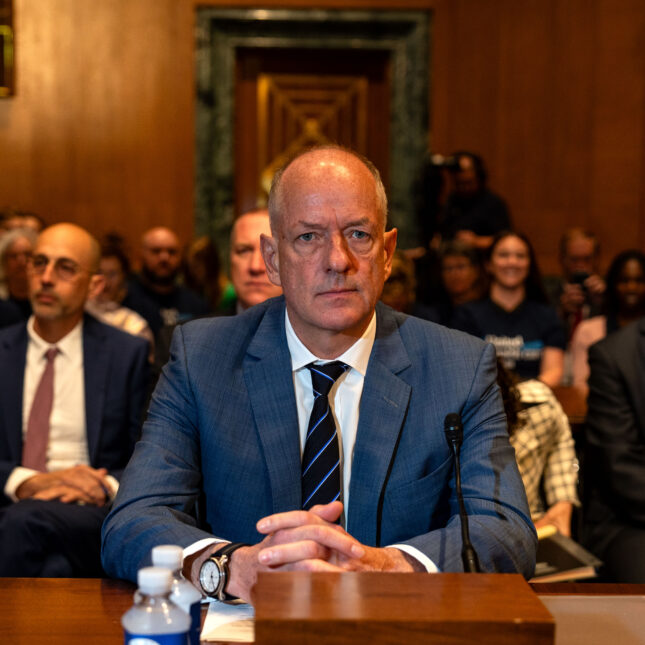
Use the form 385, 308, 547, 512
444, 414, 481, 573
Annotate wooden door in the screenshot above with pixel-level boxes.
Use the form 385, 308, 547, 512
235, 47, 391, 215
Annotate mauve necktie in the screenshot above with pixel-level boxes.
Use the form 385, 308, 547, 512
301, 361, 348, 510
22, 347, 59, 472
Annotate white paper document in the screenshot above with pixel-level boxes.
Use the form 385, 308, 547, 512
200, 601, 255, 642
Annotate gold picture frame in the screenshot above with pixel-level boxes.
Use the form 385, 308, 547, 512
0, 0, 14, 97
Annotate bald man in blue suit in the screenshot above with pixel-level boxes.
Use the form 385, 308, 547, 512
102, 147, 535, 600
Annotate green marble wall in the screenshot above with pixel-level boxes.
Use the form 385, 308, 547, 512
195, 8, 431, 258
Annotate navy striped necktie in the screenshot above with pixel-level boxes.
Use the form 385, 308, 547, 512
301, 361, 348, 510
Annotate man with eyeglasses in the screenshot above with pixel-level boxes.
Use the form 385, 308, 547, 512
0, 223, 149, 576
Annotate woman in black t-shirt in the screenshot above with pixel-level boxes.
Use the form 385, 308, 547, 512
452, 231, 566, 386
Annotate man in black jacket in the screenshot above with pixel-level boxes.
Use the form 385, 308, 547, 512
584, 318, 645, 582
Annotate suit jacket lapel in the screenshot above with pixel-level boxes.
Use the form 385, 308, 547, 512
83, 315, 108, 466
0, 325, 28, 462
244, 302, 302, 513
347, 304, 412, 544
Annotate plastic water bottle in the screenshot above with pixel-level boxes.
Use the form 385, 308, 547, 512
152, 545, 202, 645
122, 566, 190, 644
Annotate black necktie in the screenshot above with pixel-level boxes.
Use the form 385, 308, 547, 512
301, 361, 348, 510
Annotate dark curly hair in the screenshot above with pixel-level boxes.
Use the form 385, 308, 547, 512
603, 249, 645, 317
487, 231, 549, 304
495, 358, 525, 436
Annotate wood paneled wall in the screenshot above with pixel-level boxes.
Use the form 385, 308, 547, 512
0, 0, 644, 272
0, 0, 195, 259
431, 0, 645, 273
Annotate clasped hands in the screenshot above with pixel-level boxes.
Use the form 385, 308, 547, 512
15, 464, 112, 506
226, 501, 422, 603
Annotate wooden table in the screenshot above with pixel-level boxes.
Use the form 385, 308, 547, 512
1, 578, 644, 644
1, 578, 135, 644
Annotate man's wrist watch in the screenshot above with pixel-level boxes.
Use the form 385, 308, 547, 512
198, 542, 249, 602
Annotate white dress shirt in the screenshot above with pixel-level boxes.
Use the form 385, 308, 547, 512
286, 309, 374, 513
187, 310, 438, 573
4, 317, 118, 501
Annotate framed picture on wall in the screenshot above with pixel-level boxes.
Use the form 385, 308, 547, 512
0, 0, 13, 97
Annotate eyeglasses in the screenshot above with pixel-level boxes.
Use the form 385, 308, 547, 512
27, 254, 90, 282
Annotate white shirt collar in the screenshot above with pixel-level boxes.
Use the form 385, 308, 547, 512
285, 309, 376, 377
27, 315, 84, 358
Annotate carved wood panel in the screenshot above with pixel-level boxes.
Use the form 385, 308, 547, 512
0, 0, 13, 96
234, 47, 391, 217
257, 73, 368, 200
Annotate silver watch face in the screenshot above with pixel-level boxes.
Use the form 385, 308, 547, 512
199, 558, 223, 595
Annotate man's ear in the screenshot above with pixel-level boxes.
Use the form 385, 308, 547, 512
382, 228, 398, 282
87, 274, 106, 301
260, 233, 282, 287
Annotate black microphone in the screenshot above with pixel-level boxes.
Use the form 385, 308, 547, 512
444, 413, 481, 573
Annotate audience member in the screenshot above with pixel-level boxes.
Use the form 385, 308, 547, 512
497, 361, 579, 537
583, 317, 645, 582
128, 227, 211, 335
102, 146, 536, 599
410, 247, 443, 308
0, 209, 46, 236
453, 231, 566, 387
438, 152, 511, 250
227, 209, 283, 313
544, 228, 605, 341
85, 241, 155, 356
0, 228, 37, 327
570, 250, 645, 394
0, 223, 149, 576
183, 236, 223, 312
96, 233, 161, 338
431, 240, 487, 326
153, 210, 282, 377
380, 251, 437, 320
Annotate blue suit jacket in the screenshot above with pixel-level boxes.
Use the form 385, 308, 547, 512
102, 298, 536, 579
0, 313, 150, 506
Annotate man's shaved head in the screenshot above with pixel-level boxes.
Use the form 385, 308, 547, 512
268, 145, 388, 235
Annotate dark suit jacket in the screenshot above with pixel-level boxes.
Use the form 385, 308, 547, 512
583, 318, 645, 556
0, 313, 150, 506
102, 298, 536, 580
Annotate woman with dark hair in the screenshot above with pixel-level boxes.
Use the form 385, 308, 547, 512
496, 359, 579, 537
452, 231, 566, 387
570, 249, 645, 394
433, 240, 487, 326
85, 238, 154, 359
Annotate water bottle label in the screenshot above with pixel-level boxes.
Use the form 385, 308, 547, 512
189, 602, 201, 645
124, 633, 187, 644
